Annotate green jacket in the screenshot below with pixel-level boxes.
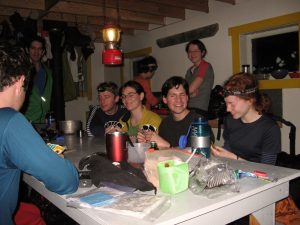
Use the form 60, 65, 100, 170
23, 64, 53, 123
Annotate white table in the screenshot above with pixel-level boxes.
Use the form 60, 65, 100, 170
23, 135, 300, 225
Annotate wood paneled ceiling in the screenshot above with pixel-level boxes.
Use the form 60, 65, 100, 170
0, 0, 236, 42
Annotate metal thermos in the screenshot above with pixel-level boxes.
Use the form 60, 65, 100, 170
190, 117, 211, 158
105, 131, 128, 162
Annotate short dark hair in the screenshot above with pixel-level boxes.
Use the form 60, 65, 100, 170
120, 80, 145, 95
161, 76, 189, 97
120, 80, 146, 104
28, 35, 46, 52
0, 42, 31, 91
97, 82, 118, 96
137, 56, 157, 73
185, 39, 207, 58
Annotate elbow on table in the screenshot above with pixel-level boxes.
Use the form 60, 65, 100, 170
52, 174, 79, 195
46, 167, 80, 195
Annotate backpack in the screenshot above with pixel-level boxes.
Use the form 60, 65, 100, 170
207, 85, 227, 120
207, 85, 228, 140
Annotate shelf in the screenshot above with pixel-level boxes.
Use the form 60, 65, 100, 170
258, 78, 300, 89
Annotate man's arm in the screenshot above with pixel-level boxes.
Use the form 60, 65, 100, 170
8, 113, 79, 194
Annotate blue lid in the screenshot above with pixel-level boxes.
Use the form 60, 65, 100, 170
178, 135, 188, 149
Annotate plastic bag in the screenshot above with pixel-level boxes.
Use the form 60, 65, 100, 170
100, 193, 171, 221
144, 149, 201, 188
188, 157, 237, 195
66, 187, 124, 209
66, 187, 170, 221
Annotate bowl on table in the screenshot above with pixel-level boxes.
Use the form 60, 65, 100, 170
289, 72, 300, 78
271, 69, 288, 79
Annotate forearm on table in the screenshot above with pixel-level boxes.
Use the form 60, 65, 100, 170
152, 135, 170, 148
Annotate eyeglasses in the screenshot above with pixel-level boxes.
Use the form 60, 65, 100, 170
121, 92, 137, 100
104, 121, 123, 129
148, 65, 158, 72
142, 124, 157, 132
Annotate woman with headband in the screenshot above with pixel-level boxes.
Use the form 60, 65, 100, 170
211, 73, 281, 165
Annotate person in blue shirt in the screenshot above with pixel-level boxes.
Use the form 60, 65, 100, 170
0, 42, 79, 225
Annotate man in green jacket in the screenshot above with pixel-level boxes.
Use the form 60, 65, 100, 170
22, 36, 53, 123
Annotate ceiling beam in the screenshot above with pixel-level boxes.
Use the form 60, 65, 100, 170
0, 6, 39, 18
147, 0, 209, 13
49, 1, 165, 25
58, 0, 185, 19
88, 17, 149, 30
215, 0, 236, 5
44, 0, 60, 10
0, 0, 44, 10
119, 9, 165, 25
116, 0, 185, 20
43, 12, 149, 31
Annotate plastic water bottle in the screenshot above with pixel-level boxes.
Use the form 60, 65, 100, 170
46, 112, 56, 130
190, 117, 211, 158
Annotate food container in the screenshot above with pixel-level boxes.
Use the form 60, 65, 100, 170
127, 142, 151, 163
157, 160, 189, 194
58, 120, 82, 134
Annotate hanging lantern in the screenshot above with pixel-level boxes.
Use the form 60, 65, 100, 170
102, 22, 122, 65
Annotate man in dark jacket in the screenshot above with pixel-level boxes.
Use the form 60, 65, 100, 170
22, 35, 53, 123
86, 82, 127, 136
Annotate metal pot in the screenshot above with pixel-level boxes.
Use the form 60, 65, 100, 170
58, 120, 82, 134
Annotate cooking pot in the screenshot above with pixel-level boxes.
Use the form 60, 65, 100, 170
105, 131, 132, 162
58, 120, 82, 134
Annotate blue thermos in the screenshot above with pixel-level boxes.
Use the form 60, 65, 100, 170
179, 116, 211, 158
190, 117, 211, 158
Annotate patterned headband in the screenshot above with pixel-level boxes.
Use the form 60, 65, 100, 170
223, 87, 257, 97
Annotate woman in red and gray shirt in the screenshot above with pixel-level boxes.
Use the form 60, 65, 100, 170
185, 39, 214, 113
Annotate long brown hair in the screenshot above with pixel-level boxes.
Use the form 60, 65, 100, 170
223, 73, 271, 114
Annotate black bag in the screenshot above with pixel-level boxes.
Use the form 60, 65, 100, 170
207, 85, 228, 140
78, 153, 156, 193
207, 85, 227, 120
